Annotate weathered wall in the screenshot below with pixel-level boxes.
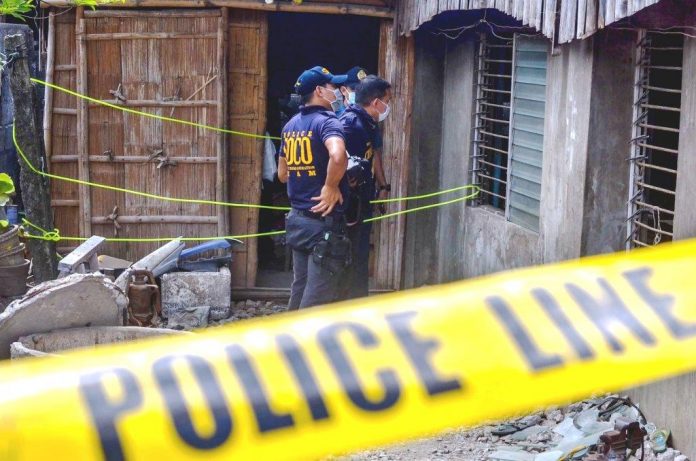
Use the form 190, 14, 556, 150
436, 39, 475, 282
402, 31, 445, 288
539, 39, 594, 263
627, 36, 696, 459
581, 30, 635, 256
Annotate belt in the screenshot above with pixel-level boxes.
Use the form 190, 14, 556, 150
292, 209, 345, 228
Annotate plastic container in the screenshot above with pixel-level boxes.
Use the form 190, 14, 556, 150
5, 205, 19, 225
0, 258, 29, 297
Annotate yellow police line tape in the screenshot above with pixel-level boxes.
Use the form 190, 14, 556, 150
33, 78, 282, 141
3, 240, 696, 460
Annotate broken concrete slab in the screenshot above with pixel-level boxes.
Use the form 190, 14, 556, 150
166, 305, 210, 330
0, 273, 127, 359
161, 267, 231, 321
10, 326, 189, 359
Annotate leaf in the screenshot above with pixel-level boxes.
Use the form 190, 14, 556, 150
0, 173, 15, 207
0, 219, 7, 230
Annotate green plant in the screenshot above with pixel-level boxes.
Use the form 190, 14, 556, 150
0, 0, 34, 20
0, 173, 15, 232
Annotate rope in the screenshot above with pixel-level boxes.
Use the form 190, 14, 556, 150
20, 187, 480, 243
12, 122, 290, 211
32, 78, 282, 141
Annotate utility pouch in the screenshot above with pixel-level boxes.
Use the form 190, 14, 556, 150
313, 231, 352, 275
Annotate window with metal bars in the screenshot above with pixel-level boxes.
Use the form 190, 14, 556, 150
627, 31, 683, 249
472, 33, 549, 233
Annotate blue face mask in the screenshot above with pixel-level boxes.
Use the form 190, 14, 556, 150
347, 91, 356, 105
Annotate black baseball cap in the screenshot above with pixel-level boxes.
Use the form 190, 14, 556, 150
333, 66, 369, 88
294, 66, 342, 96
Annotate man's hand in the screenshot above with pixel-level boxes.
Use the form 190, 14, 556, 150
311, 185, 343, 216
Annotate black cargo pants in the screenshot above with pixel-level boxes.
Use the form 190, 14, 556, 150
286, 209, 349, 310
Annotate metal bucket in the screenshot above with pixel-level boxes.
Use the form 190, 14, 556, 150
0, 259, 29, 297
10, 326, 190, 359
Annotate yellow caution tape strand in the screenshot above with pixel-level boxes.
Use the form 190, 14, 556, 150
3, 240, 696, 460
32, 78, 282, 141
13, 122, 479, 217
19, 187, 480, 242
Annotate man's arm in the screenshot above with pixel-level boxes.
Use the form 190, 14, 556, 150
278, 156, 288, 183
311, 136, 348, 216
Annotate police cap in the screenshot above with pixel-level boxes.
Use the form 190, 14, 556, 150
333, 66, 369, 88
294, 66, 342, 96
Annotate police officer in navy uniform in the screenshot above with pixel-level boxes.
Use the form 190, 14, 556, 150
278, 66, 350, 310
335, 75, 392, 300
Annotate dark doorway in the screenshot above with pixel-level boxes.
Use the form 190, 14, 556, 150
256, 12, 381, 287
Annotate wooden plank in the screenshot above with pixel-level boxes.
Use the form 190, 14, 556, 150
584, 0, 598, 37
76, 8, 92, 237
374, 19, 413, 290
84, 32, 217, 40
85, 9, 222, 17
55, 64, 77, 71
558, 0, 578, 43
51, 155, 218, 163
576, 0, 587, 37
217, 8, 229, 239
42, 1, 394, 18
44, 10, 56, 167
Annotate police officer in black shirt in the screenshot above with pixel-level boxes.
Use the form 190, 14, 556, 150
337, 75, 392, 300
278, 66, 350, 310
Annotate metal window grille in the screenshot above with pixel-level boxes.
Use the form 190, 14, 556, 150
472, 33, 548, 233
627, 30, 683, 249
472, 33, 514, 211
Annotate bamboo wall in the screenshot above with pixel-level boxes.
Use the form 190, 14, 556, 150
46, 6, 410, 289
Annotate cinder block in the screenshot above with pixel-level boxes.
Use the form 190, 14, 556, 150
161, 267, 231, 321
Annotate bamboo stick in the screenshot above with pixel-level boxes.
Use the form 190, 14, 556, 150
84, 32, 217, 40
42, 1, 394, 18
53, 108, 77, 115
85, 9, 222, 17
76, 7, 92, 237
43, 10, 56, 166
88, 99, 219, 107
51, 199, 80, 207
92, 216, 218, 224
216, 7, 229, 239
51, 155, 218, 163
55, 64, 77, 71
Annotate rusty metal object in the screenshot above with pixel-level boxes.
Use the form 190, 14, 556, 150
126, 270, 161, 327
583, 455, 608, 461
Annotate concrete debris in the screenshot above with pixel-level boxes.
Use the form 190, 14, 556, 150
0, 273, 126, 359
10, 326, 188, 359
166, 305, 210, 330
208, 300, 288, 326
115, 239, 184, 292
161, 267, 231, 320
345, 396, 691, 461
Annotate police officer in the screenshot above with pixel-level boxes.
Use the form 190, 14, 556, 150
336, 75, 392, 300
278, 66, 350, 310
334, 66, 368, 117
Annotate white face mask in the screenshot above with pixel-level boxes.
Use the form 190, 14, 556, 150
377, 99, 391, 122
320, 87, 343, 113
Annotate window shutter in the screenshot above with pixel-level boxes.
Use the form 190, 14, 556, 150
507, 36, 548, 232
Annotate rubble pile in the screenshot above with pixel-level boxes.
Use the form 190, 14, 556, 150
209, 300, 289, 326
348, 397, 690, 461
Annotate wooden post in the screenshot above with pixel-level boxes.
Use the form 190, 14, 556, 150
5, 32, 59, 282
75, 7, 92, 237
43, 10, 56, 164
216, 7, 229, 238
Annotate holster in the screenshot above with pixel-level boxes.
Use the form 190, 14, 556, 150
312, 231, 352, 275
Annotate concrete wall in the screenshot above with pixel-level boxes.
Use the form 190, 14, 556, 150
581, 30, 635, 256
403, 30, 639, 286
402, 32, 446, 288
627, 36, 696, 459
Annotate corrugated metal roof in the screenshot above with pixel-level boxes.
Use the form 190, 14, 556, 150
397, 0, 663, 42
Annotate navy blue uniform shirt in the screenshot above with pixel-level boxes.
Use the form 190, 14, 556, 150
280, 105, 349, 213
340, 105, 380, 201
339, 105, 379, 168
